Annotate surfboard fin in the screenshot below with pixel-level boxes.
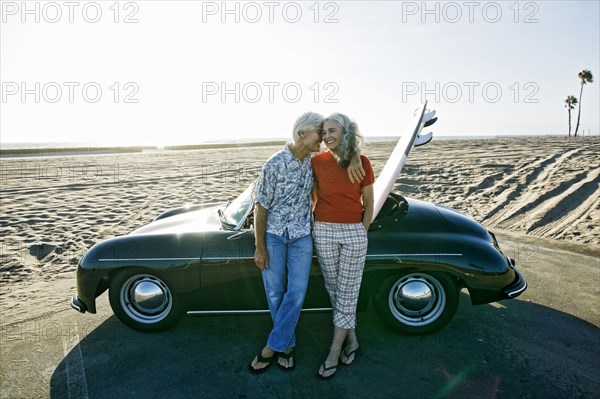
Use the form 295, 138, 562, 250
422, 109, 436, 122
423, 116, 438, 128
414, 131, 433, 146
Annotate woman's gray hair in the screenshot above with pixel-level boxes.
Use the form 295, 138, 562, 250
292, 112, 324, 142
324, 113, 363, 168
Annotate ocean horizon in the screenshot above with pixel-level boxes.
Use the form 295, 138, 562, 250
0, 133, 577, 152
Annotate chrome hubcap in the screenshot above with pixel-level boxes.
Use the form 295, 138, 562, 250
120, 275, 172, 324
388, 273, 446, 327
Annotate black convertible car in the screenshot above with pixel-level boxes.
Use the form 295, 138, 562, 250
71, 105, 527, 334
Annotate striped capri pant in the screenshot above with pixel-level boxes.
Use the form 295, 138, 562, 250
313, 221, 368, 329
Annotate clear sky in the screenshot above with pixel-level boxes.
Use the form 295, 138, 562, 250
1, 0, 599, 146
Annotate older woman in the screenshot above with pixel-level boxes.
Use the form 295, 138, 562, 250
312, 113, 374, 379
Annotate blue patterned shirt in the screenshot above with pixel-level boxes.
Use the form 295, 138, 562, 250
255, 145, 313, 239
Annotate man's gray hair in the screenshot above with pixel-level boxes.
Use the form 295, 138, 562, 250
292, 112, 324, 142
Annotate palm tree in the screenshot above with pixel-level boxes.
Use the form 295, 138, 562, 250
574, 69, 593, 137
564, 95, 578, 137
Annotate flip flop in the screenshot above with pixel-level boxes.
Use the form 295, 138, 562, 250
249, 351, 275, 374
277, 349, 295, 371
339, 346, 359, 365
317, 362, 338, 380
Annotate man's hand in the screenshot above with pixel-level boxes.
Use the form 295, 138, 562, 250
254, 203, 269, 270
254, 245, 269, 270
348, 154, 366, 184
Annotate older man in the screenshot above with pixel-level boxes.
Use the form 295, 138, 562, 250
250, 112, 364, 373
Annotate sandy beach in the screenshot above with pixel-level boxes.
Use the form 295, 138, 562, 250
0, 136, 599, 329
0, 136, 599, 398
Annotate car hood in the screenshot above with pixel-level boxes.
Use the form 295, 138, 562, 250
129, 205, 222, 235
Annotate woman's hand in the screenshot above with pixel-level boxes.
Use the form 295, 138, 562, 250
362, 184, 374, 230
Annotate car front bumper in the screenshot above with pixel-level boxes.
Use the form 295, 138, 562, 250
70, 294, 88, 313
502, 267, 527, 299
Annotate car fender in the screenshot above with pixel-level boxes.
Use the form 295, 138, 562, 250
77, 233, 207, 313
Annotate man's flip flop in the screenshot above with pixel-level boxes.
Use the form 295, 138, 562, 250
317, 362, 338, 380
277, 349, 295, 371
340, 347, 359, 365
249, 352, 275, 374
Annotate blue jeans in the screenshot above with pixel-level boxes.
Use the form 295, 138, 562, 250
262, 232, 313, 352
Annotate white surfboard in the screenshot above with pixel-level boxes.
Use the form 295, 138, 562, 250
371, 102, 433, 221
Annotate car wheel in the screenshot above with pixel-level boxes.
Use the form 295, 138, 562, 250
374, 272, 459, 335
109, 269, 184, 332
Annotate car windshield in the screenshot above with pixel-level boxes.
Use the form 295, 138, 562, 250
220, 183, 255, 229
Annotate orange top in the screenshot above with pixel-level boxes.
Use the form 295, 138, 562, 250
312, 151, 375, 223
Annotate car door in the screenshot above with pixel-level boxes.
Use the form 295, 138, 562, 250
197, 229, 268, 311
